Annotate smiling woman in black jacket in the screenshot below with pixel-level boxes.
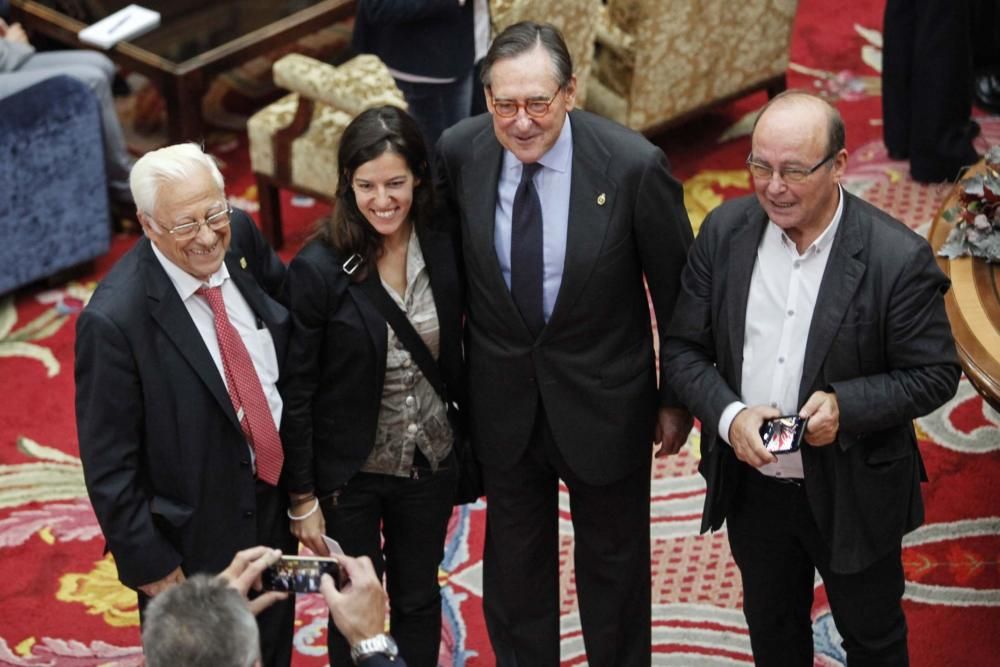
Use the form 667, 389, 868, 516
280, 106, 463, 667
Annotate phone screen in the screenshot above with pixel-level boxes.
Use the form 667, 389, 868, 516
759, 416, 807, 454
261, 555, 343, 593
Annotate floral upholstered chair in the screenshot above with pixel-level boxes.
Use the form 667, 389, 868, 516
586, 0, 800, 135
247, 53, 407, 248
490, 0, 601, 105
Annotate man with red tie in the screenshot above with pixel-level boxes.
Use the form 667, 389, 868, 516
75, 143, 297, 666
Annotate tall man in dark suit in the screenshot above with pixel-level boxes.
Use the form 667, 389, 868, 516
664, 91, 961, 665
75, 143, 297, 666
435, 22, 694, 666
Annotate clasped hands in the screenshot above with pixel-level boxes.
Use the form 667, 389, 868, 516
728, 390, 840, 468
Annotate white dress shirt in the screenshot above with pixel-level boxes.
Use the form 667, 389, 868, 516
494, 116, 574, 322
151, 244, 283, 467
718, 187, 844, 479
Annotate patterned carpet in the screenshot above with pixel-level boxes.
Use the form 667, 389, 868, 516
1, 0, 999, 665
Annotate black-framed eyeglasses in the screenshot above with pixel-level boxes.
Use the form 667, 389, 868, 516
489, 87, 562, 118
160, 203, 233, 241
745, 152, 836, 184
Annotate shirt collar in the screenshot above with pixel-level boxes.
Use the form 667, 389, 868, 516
502, 113, 574, 176
406, 227, 426, 284
151, 240, 230, 300
771, 184, 845, 257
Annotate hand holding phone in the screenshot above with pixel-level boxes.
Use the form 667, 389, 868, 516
759, 416, 808, 454
262, 555, 346, 594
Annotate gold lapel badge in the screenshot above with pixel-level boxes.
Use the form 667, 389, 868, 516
239, 257, 248, 270
597, 193, 607, 206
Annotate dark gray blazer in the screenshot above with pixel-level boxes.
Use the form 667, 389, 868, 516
435, 109, 693, 485
664, 192, 961, 574
75, 212, 288, 588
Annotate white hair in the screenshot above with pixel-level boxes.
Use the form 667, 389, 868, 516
130, 143, 226, 215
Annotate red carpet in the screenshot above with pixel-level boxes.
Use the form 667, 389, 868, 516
1, 0, 998, 664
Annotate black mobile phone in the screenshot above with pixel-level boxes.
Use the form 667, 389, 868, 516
759, 416, 808, 454
261, 555, 344, 594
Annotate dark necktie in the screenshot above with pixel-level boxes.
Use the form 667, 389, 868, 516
197, 285, 284, 486
510, 161, 544, 337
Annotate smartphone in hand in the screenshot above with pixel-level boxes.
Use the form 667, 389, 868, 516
759, 416, 808, 454
261, 555, 345, 594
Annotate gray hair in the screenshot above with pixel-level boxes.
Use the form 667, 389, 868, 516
130, 143, 226, 215
141, 574, 260, 667
480, 21, 573, 89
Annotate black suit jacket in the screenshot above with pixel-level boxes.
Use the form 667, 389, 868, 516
75, 211, 288, 588
435, 110, 693, 485
664, 192, 961, 573
280, 226, 464, 496
352, 0, 474, 80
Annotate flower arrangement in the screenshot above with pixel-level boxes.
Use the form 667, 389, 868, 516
939, 145, 1000, 262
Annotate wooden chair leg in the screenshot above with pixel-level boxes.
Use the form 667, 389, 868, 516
766, 74, 787, 99
256, 174, 283, 250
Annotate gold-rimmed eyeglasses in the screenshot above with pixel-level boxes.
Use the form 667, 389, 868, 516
159, 204, 233, 241
489, 87, 562, 118
746, 152, 836, 184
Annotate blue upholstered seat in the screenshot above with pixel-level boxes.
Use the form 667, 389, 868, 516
0, 74, 111, 294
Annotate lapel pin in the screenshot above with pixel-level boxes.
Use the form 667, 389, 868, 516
597, 193, 606, 206
239, 257, 248, 270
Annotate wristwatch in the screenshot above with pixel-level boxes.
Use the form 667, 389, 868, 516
350, 633, 399, 663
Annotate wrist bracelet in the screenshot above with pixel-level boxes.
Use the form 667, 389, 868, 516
287, 498, 320, 521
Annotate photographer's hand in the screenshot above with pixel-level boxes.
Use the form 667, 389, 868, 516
320, 555, 387, 646
218, 546, 288, 615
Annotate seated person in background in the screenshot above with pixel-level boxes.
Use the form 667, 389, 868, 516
0, 17, 134, 206
143, 547, 404, 667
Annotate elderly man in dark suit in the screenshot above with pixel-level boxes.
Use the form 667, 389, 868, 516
435, 22, 694, 667
75, 143, 297, 666
665, 91, 961, 665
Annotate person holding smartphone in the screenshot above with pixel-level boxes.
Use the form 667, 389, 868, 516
280, 105, 463, 667
664, 91, 960, 665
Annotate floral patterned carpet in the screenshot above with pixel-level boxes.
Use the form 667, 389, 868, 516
1, 0, 999, 665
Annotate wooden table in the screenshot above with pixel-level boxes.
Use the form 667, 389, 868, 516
929, 163, 1000, 412
11, 0, 356, 143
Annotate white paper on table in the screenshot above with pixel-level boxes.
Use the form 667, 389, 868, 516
79, 4, 160, 50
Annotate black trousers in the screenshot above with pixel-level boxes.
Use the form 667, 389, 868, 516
482, 405, 652, 667
882, 0, 979, 182
138, 480, 297, 667
726, 468, 909, 667
322, 461, 457, 667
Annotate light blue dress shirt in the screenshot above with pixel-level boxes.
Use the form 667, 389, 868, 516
493, 117, 574, 323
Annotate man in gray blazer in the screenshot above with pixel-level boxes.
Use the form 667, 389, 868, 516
665, 91, 960, 665
435, 22, 693, 667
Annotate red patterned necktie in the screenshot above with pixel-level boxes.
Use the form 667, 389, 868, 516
197, 285, 283, 485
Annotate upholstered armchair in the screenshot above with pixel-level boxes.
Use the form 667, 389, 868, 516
490, 0, 601, 104
0, 75, 111, 294
586, 0, 800, 135
247, 53, 407, 248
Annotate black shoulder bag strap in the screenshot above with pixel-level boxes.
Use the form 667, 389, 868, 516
356, 275, 449, 405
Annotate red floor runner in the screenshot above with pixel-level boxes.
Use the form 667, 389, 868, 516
1, 0, 998, 664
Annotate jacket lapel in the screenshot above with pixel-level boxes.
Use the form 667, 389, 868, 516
799, 194, 866, 404
348, 270, 388, 398
142, 242, 241, 432
544, 112, 617, 336
225, 252, 289, 367
419, 228, 459, 367
463, 123, 527, 330
726, 207, 769, 392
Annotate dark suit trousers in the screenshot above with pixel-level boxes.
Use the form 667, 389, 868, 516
138, 480, 297, 667
482, 404, 652, 667
726, 468, 909, 667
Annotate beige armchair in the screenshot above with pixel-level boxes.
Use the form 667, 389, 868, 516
586, 0, 800, 135
490, 0, 601, 104
246, 53, 407, 248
